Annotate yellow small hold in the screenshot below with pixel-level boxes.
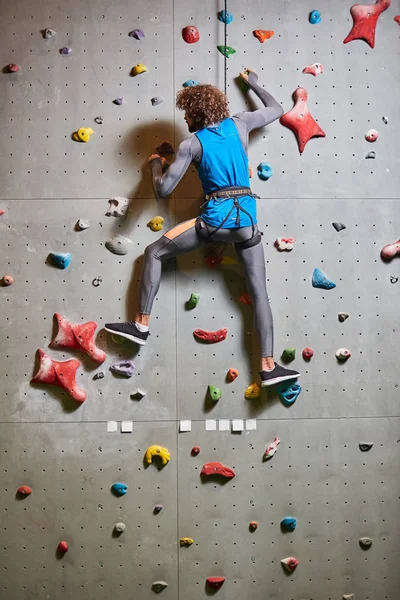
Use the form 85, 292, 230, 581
72, 127, 94, 143
180, 537, 194, 547
148, 216, 164, 232
145, 445, 171, 466
220, 256, 238, 265
133, 63, 147, 76
245, 383, 260, 400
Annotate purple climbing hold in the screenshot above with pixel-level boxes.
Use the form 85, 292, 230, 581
129, 29, 145, 40
110, 360, 135, 378
154, 504, 163, 514
113, 97, 124, 105
59, 47, 72, 55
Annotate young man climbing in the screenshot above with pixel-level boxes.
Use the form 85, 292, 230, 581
105, 69, 300, 386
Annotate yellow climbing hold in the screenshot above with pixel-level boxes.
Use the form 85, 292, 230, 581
72, 127, 94, 143
245, 383, 260, 400
148, 216, 164, 232
180, 537, 194, 546
220, 256, 238, 265
132, 63, 147, 76
145, 445, 171, 466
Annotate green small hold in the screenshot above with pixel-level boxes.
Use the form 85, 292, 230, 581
186, 293, 200, 309
217, 45, 236, 58
282, 348, 296, 363
208, 385, 222, 402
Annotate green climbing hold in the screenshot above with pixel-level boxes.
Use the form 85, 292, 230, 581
282, 348, 296, 363
208, 385, 222, 402
217, 45, 236, 58
186, 293, 200, 309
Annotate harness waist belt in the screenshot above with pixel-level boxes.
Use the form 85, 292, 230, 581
204, 186, 253, 201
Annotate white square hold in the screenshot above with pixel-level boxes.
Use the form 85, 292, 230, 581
218, 419, 230, 431
180, 420, 192, 432
121, 421, 133, 433
205, 419, 217, 431
107, 421, 118, 433
245, 419, 257, 431
232, 419, 244, 432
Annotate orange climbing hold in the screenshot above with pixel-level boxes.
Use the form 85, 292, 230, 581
253, 29, 274, 42
280, 88, 326, 154
31, 349, 87, 403
227, 368, 239, 382
17, 486, 32, 496
50, 313, 106, 363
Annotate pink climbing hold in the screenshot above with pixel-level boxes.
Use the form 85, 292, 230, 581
343, 0, 391, 48
0, 210, 5, 216
263, 436, 280, 460
193, 328, 228, 343
2, 275, 14, 286
302, 62, 324, 76
381, 239, 400, 260
58, 540, 69, 554
280, 88, 326, 154
365, 129, 378, 142
7, 64, 19, 72
31, 349, 87, 403
182, 25, 200, 44
302, 347, 314, 360
50, 313, 106, 364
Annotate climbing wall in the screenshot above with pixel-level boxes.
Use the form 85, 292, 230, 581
1, 0, 399, 599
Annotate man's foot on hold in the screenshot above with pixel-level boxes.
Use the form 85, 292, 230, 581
105, 321, 149, 345
259, 362, 300, 387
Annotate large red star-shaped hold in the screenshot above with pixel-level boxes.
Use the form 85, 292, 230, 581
31, 349, 87, 403
343, 0, 391, 48
50, 313, 106, 363
280, 88, 326, 154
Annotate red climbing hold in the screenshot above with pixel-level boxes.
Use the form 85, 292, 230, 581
182, 26, 200, 44
302, 347, 314, 360
0, 210, 4, 216
57, 541, 69, 553
395, 15, 400, 24
2, 275, 14, 286
206, 577, 225, 590
204, 251, 223, 268
7, 64, 19, 73
191, 446, 201, 456
193, 328, 228, 343
280, 88, 326, 154
239, 293, 252, 305
31, 349, 87, 403
17, 486, 32, 496
50, 313, 106, 363
381, 239, 400, 260
343, 0, 391, 48
201, 462, 235, 479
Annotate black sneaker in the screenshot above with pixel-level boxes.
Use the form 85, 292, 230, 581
105, 321, 149, 345
259, 362, 300, 387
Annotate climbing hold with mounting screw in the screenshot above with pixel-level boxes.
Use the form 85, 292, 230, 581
93, 371, 105, 380
113, 97, 124, 105
302, 62, 324, 76
132, 64, 147, 76
332, 222, 346, 232
217, 45, 236, 58
180, 537, 194, 546
359, 443, 373, 452
309, 10, 321, 24
282, 348, 296, 363
312, 268, 336, 289
206, 577, 225, 590
227, 368, 239, 382
186, 293, 200, 309
279, 382, 301, 406
6, 64, 19, 72
50, 313, 106, 363
275, 237, 296, 251
76, 219, 90, 230
280, 87, 326, 154
257, 162, 273, 180
365, 129, 378, 142
129, 29, 145, 40
302, 347, 314, 360
50, 252, 72, 269
191, 446, 200, 456
2, 275, 14, 286
344, 0, 390, 48
193, 328, 228, 343
152, 581, 168, 593
281, 556, 299, 571
253, 30, 274, 42
151, 96, 164, 106
105, 234, 132, 255
59, 47, 72, 55
145, 445, 171, 466
110, 360, 135, 378
245, 383, 260, 400
182, 25, 200, 44
17, 486, 32, 496
249, 521, 258, 530
57, 541, 69, 553
182, 79, 201, 87
131, 388, 146, 400
207, 385, 222, 402
114, 522, 126, 533
111, 482, 128, 496
72, 127, 94, 143
43, 28, 56, 39
148, 216, 164, 232
153, 504, 163, 513
218, 10, 233, 24
31, 349, 87, 403
336, 348, 351, 361
381, 239, 400, 260
106, 196, 129, 217
264, 437, 280, 460
359, 536, 372, 548
201, 462, 235, 479
338, 312, 349, 322
94, 116, 103, 124
281, 516, 297, 531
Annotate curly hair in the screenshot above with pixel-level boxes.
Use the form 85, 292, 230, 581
176, 84, 230, 130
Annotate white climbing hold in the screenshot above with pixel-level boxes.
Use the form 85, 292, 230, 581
275, 237, 296, 251
77, 219, 90, 230
105, 234, 132, 255
335, 348, 351, 361
114, 522, 126, 533
105, 197, 129, 217
343, 595, 355, 600
131, 388, 146, 400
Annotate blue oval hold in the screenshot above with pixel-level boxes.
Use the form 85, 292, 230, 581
309, 10, 321, 24
112, 482, 128, 496
281, 516, 297, 531
257, 162, 273, 181
182, 80, 201, 88
218, 10, 233, 24
50, 252, 72, 269
312, 267, 336, 290
279, 382, 302, 406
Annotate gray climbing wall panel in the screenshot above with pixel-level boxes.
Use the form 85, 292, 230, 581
0, 1, 400, 600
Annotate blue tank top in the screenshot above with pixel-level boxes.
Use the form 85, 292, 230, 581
195, 118, 257, 229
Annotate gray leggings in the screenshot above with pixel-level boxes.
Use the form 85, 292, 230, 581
138, 219, 274, 357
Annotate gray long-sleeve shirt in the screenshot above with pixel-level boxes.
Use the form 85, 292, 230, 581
150, 73, 283, 197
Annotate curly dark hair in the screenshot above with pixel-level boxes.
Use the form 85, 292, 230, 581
176, 84, 230, 131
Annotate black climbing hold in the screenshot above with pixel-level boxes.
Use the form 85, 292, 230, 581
359, 443, 373, 452
332, 222, 346, 232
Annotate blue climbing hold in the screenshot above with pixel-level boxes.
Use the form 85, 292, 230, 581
309, 10, 321, 24
50, 252, 72, 269
182, 80, 201, 88
281, 516, 297, 531
112, 482, 128, 496
279, 382, 301, 406
218, 10, 233, 24
312, 268, 336, 289
257, 162, 273, 181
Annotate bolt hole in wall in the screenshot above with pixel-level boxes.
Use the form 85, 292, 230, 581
0, 1, 400, 599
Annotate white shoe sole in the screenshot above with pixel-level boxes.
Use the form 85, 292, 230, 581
105, 327, 147, 345
261, 373, 300, 387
